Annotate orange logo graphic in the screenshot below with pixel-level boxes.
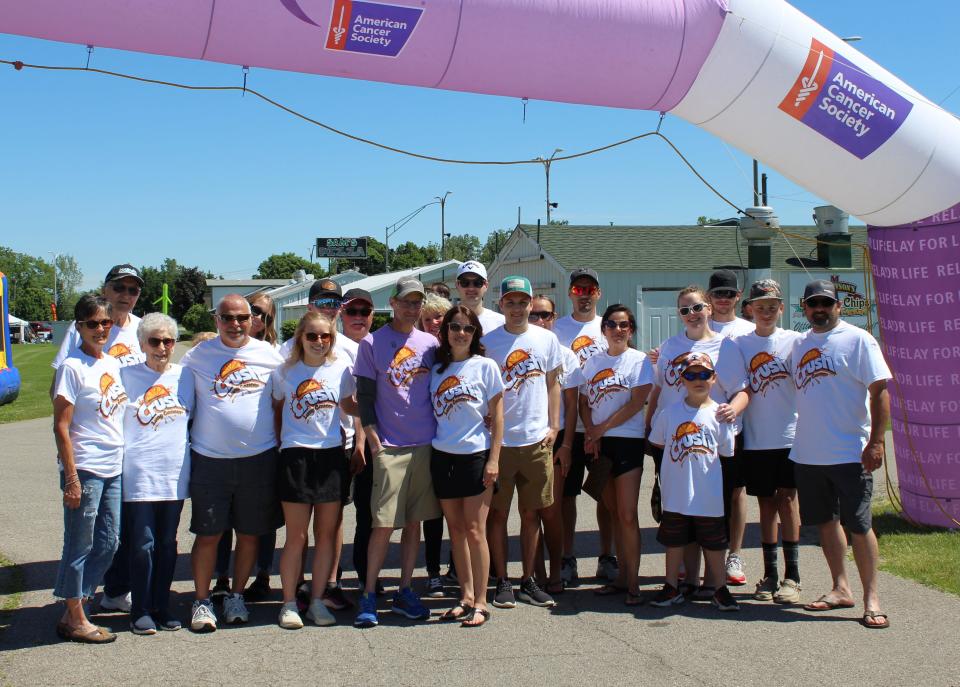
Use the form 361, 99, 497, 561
98, 373, 128, 418
668, 421, 716, 466
136, 384, 186, 428
794, 348, 837, 390
571, 335, 602, 366
748, 352, 790, 395
587, 368, 627, 407
290, 378, 338, 420
501, 349, 544, 392
388, 346, 429, 389
433, 375, 480, 418
213, 359, 266, 400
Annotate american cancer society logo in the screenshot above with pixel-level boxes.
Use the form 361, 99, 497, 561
778, 38, 912, 159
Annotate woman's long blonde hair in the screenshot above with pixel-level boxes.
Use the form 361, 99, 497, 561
248, 293, 277, 346
285, 312, 337, 367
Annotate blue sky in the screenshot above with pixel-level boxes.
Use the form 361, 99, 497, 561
2, 1, 958, 290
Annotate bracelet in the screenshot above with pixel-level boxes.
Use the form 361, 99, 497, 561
63, 476, 80, 489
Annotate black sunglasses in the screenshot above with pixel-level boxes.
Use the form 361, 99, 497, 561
344, 306, 372, 317
603, 320, 632, 331
218, 314, 251, 324
147, 337, 176, 347
251, 304, 268, 319
110, 282, 141, 296
710, 289, 738, 299
304, 332, 332, 343
457, 277, 485, 288
81, 318, 114, 330
804, 297, 837, 308
447, 322, 477, 335
528, 311, 555, 322
678, 303, 708, 316
681, 370, 715, 381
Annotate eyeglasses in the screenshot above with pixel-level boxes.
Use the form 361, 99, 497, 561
678, 303, 708, 316
528, 311, 554, 322
312, 298, 342, 310
304, 332, 332, 343
395, 299, 424, 309
218, 314, 251, 324
146, 336, 176, 347
570, 285, 599, 297
603, 320, 632, 331
251, 305, 267, 319
710, 289, 738, 300
804, 297, 836, 309
458, 277, 485, 289
344, 306, 373, 317
81, 318, 114, 330
447, 322, 477, 335
681, 370, 715, 381
110, 283, 141, 296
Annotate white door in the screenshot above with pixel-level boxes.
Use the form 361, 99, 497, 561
638, 289, 681, 351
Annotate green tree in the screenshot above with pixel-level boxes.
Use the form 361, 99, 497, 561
436, 233, 480, 262
0, 246, 53, 320
181, 303, 215, 334
391, 241, 439, 271
697, 216, 724, 226
172, 267, 208, 321
254, 253, 321, 280
478, 229, 512, 266
332, 236, 387, 276
53, 254, 83, 316
281, 319, 298, 342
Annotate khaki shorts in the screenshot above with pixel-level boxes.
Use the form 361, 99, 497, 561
492, 442, 554, 512
371, 444, 441, 528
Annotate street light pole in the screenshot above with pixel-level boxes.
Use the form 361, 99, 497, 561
436, 191, 452, 260
537, 148, 562, 224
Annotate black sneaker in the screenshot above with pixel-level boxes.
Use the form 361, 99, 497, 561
210, 576, 230, 603
322, 582, 353, 611
678, 582, 698, 601
712, 586, 740, 612
491, 578, 516, 609
517, 577, 556, 607
295, 581, 311, 613
650, 583, 685, 608
244, 570, 271, 602
440, 566, 458, 586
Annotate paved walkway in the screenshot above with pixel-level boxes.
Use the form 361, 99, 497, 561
0, 417, 956, 686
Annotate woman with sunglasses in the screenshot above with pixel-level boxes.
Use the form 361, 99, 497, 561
52, 295, 129, 643
249, 293, 279, 347
580, 305, 654, 605
118, 313, 194, 634
429, 306, 504, 626
644, 286, 748, 600
272, 313, 358, 629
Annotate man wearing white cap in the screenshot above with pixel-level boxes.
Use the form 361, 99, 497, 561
456, 261, 505, 335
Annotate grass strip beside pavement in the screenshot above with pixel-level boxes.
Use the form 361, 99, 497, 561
873, 502, 960, 596
0, 344, 56, 424
0, 553, 25, 633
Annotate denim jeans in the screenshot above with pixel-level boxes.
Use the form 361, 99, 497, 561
125, 500, 185, 620
102, 506, 130, 598
53, 471, 122, 600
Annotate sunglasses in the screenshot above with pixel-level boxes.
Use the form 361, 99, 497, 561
458, 277, 485, 288
603, 320, 632, 331
710, 289, 738, 299
110, 283, 141, 296
304, 332, 333, 343
81, 318, 114, 330
147, 337, 176, 347
344, 306, 372, 317
570, 285, 599, 297
312, 298, 342, 310
251, 304, 267, 319
218, 314, 251, 324
447, 322, 477, 335
681, 370, 715, 381
528, 311, 555, 322
804, 297, 837, 309
678, 303, 708, 316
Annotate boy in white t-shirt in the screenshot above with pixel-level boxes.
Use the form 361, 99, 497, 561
648, 353, 739, 612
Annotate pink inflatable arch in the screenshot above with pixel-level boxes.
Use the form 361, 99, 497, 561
3, 0, 958, 525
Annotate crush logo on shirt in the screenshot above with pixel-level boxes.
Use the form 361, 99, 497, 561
290, 378, 338, 420
213, 359, 266, 400
748, 352, 790, 395
794, 348, 837, 390
571, 335, 602, 366
587, 368, 627, 407
501, 349, 545, 392
663, 352, 694, 388
107, 342, 142, 367
433, 375, 480, 418
136, 384, 186, 429
668, 421, 716, 466
98, 373, 128, 418
387, 346, 429, 388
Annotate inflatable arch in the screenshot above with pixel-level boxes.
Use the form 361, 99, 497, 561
0, 273, 22, 406
3, 0, 958, 526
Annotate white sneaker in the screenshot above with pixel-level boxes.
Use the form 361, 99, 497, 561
278, 601, 304, 629
100, 592, 132, 613
190, 599, 218, 633
725, 553, 746, 586
306, 598, 336, 626
223, 593, 249, 624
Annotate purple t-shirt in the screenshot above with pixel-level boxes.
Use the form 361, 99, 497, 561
354, 325, 438, 447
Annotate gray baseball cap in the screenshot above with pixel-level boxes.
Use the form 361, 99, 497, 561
393, 277, 425, 299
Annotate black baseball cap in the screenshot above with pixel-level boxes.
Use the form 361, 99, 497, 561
309, 278, 342, 301
342, 288, 373, 306
104, 264, 144, 286
802, 279, 838, 302
569, 268, 599, 285
708, 269, 739, 293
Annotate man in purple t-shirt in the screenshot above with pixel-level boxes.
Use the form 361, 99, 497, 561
353, 276, 441, 628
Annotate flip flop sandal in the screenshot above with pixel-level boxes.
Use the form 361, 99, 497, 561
594, 584, 627, 596
462, 609, 490, 627
625, 592, 646, 607
440, 602, 474, 622
860, 611, 890, 629
66, 625, 117, 644
804, 595, 855, 612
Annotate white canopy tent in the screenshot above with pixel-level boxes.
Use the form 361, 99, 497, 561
7, 314, 29, 344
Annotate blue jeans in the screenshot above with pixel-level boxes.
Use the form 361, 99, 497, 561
53, 471, 122, 600
125, 500, 185, 620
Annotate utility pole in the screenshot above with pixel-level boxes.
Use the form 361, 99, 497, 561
537, 149, 562, 224
436, 191, 451, 260
384, 226, 390, 272
48, 252, 59, 318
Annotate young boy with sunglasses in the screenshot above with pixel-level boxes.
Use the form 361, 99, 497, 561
455, 261, 504, 335
648, 353, 739, 612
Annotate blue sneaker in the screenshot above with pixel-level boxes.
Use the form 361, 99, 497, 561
354, 592, 378, 628
391, 587, 430, 620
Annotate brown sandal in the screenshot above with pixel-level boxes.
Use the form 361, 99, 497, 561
64, 625, 117, 644
462, 608, 490, 627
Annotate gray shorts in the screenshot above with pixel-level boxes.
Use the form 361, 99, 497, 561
794, 462, 873, 534
190, 449, 281, 537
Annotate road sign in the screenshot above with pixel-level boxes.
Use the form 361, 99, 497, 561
316, 237, 367, 258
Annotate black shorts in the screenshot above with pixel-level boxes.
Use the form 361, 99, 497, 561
647, 440, 664, 475
431, 448, 488, 500
189, 449, 281, 537
600, 436, 644, 478
744, 448, 796, 497
562, 432, 589, 497
656, 511, 728, 551
794, 462, 873, 534
278, 446, 350, 504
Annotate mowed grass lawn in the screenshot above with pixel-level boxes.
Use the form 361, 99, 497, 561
0, 344, 55, 424
873, 502, 960, 596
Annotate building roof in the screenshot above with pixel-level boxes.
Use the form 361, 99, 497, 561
515, 224, 868, 271
205, 279, 290, 288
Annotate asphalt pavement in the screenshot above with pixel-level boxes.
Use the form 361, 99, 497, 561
1, 416, 957, 687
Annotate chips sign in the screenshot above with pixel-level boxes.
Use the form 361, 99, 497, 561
316, 237, 367, 259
